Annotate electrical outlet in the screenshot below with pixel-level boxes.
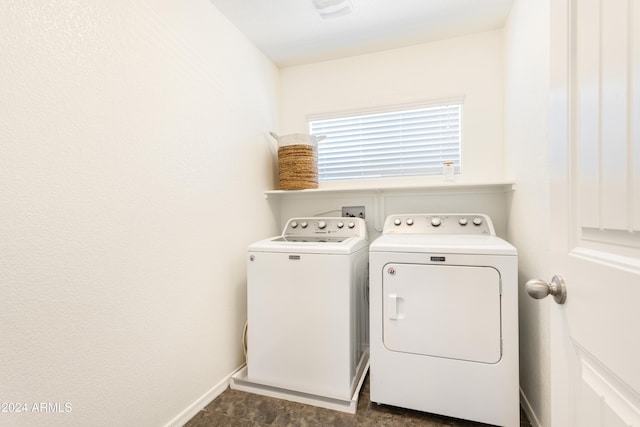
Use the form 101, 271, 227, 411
342, 206, 365, 219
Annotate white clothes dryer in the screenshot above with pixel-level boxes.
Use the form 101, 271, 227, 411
231, 217, 369, 414
369, 214, 518, 426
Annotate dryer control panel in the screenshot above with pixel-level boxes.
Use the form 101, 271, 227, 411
383, 214, 495, 235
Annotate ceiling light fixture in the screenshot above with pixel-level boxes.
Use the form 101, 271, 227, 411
311, 0, 353, 19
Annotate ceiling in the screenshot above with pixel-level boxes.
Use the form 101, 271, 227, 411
209, 0, 515, 67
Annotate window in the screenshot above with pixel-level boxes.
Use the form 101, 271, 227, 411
308, 99, 462, 181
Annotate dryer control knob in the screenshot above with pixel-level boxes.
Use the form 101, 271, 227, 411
394, 218, 402, 226
473, 217, 483, 226
318, 220, 327, 229
459, 218, 468, 226
291, 221, 298, 228
300, 221, 308, 228
337, 221, 344, 229
406, 218, 414, 226
431, 217, 442, 227
347, 221, 355, 229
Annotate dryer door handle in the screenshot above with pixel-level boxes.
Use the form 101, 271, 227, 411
387, 294, 404, 320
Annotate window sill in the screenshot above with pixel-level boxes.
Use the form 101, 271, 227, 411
264, 180, 515, 199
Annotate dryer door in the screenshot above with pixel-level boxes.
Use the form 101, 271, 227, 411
383, 264, 501, 364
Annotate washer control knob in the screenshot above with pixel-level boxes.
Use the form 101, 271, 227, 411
300, 221, 308, 228
394, 218, 402, 226
406, 218, 414, 226
347, 221, 355, 229
290, 221, 298, 228
431, 217, 442, 227
318, 220, 327, 229
459, 218, 468, 226
473, 217, 483, 226
337, 221, 344, 229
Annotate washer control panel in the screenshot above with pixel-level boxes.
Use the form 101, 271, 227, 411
283, 217, 367, 239
383, 214, 495, 236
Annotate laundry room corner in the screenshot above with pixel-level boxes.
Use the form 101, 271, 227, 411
2, 0, 578, 425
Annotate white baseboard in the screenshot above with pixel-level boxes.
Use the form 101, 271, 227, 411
164, 365, 245, 427
520, 387, 543, 427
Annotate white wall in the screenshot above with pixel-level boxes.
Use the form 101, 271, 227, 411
503, 0, 551, 426
274, 30, 510, 240
0, 1, 279, 426
280, 30, 506, 185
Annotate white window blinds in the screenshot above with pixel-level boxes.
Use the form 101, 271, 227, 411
309, 100, 462, 181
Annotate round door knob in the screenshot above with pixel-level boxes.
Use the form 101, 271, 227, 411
394, 218, 402, 226
526, 275, 567, 304
431, 217, 442, 227
318, 220, 327, 229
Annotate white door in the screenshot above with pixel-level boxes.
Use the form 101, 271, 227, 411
548, 0, 640, 425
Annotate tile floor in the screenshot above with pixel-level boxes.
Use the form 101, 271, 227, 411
184, 373, 533, 427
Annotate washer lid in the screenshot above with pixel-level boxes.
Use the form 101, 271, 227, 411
249, 235, 369, 255
369, 234, 516, 256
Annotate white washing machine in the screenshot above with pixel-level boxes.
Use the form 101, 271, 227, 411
230, 217, 369, 413
369, 213, 518, 427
